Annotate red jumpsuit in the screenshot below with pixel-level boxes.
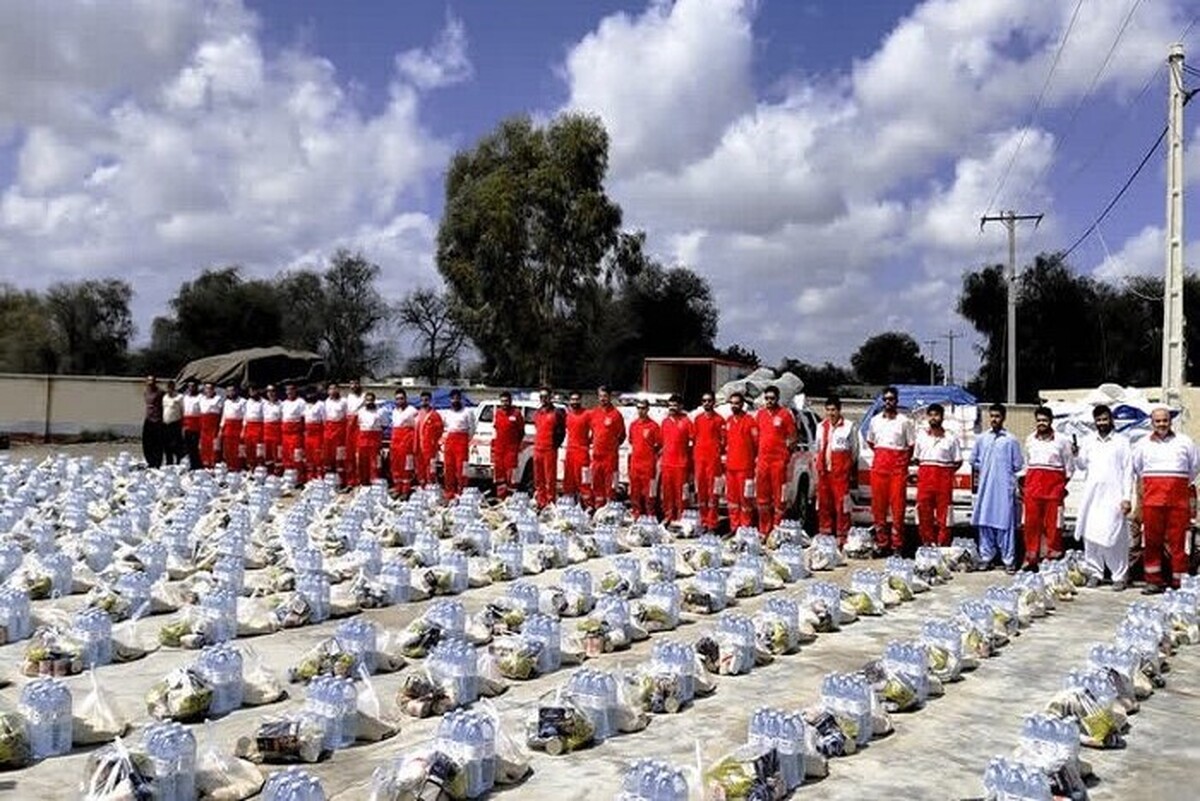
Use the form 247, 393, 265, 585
220, 398, 246, 471
344, 394, 364, 487
532, 407, 563, 508
692, 411, 725, 531
914, 428, 961, 546
1022, 433, 1074, 565
628, 417, 661, 519
323, 397, 350, 485
491, 405, 526, 499
355, 408, 383, 486
563, 409, 592, 504
1134, 432, 1198, 588
590, 406, 626, 508
241, 399, 264, 471
389, 404, 418, 495
659, 414, 693, 522
301, 402, 325, 481
279, 399, 305, 476
815, 417, 856, 542
755, 407, 796, 536
867, 413, 914, 550
416, 408, 444, 487
263, 401, 282, 472
198, 396, 222, 469
725, 412, 759, 530
440, 407, 474, 499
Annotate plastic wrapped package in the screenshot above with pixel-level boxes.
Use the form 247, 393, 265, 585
636, 582, 681, 632
397, 619, 446, 660
600, 557, 645, 599
682, 537, 723, 573
74, 668, 130, 745
537, 586, 568, 618
24, 626, 84, 677
1011, 714, 1090, 801
561, 568, 595, 617
146, 667, 213, 723
818, 673, 873, 747
982, 757, 1053, 801
682, 568, 728, 615
1163, 589, 1200, 645
764, 519, 808, 551
960, 599, 1008, 654
242, 646, 287, 706
921, 618, 966, 682
727, 555, 765, 598
849, 569, 887, 612
914, 545, 951, 585
621, 759, 689, 801
747, 708, 806, 792
872, 641, 930, 712
696, 615, 758, 676
1047, 671, 1128, 749
195, 723, 264, 800
1012, 573, 1052, 621
843, 527, 875, 560
489, 636, 544, 681
754, 599, 801, 655
0, 703, 32, 770
803, 581, 845, 632
526, 691, 596, 756
79, 738, 154, 801
288, 638, 357, 684
368, 748, 469, 800
703, 743, 787, 801
944, 537, 980, 572
355, 669, 400, 743
1088, 643, 1146, 710
769, 544, 809, 584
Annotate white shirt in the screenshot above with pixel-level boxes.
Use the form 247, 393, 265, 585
442, 407, 476, 436
162, 393, 184, 425
356, 407, 383, 432
220, 397, 246, 424
281, 398, 306, 423
182, 394, 202, 418
1023, 432, 1075, 478
262, 400, 282, 423
243, 398, 264, 423
1132, 431, 1200, 480
815, 418, 856, 470
302, 401, 325, 425
1076, 431, 1134, 547
346, 392, 365, 416
914, 428, 962, 467
323, 397, 348, 422
867, 413, 915, 451
199, 396, 223, 416
391, 404, 418, 430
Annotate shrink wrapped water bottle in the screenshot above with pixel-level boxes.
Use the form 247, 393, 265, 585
523, 613, 562, 674
438, 550, 469, 595
1020, 713, 1079, 770
295, 571, 330, 624
412, 531, 440, 566
612, 556, 644, 597
621, 759, 689, 801
851, 569, 885, 609
351, 535, 381, 576
81, 532, 114, 573
644, 581, 681, 628
716, 613, 756, 670
0, 540, 23, 582
72, 606, 113, 666
427, 600, 466, 637
335, 619, 378, 674
648, 544, 677, 582
380, 560, 411, 605
292, 547, 323, 575
595, 595, 631, 633
508, 582, 541, 616
492, 542, 523, 582
808, 580, 843, 616
567, 669, 618, 743
810, 534, 841, 567
428, 639, 479, 706
262, 766, 327, 801
41, 551, 73, 596
730, 527, 763, 556
213, 555, 245, 595
542, 533, 569, 566
514, 516, 539, 545
593, 525, 620, 557
562, 568, 594, 615
773, 543, 807, 582
921, 618, 963, 670
115, 571, 153, 613
195, 643, 245, 715
650, 640, 696, 704
728, 554, 764, 597
883, 641, 929, 705
305, 675, 357, 750
694, 568, 728, 613
820, 673, 873, 746
201, 584, 239, 642
748, 708, 805, 790
142, 722, 197, 801
20, 677, 72, 759
0, 586, 32, 643
982, 757, 1052, 801
1088, 643, 1139, 684
135, 541, 168, 582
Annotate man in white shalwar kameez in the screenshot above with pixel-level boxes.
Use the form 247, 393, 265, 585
1074, 404, 1133, 590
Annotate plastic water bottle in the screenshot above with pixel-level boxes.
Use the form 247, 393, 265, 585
305, 676, 357, 750
593, 526, 620, 556
716, 613, 756, 672
595, 595, 631, 633
0, 586, 32, 643
748, 708, 804, 791
921, 618, 964, 671
0, 541, 23, 582
81, 532, 115, 573
773, 543, 807, 582
135, 541, 168, 582
426, 600, 466, 637
115, 571, 153, 613
694, 568, 728, 613
142, 722, 197, 801
72, 606, 113, 667
1020, 713, 1079, 770
883, 641, 929, 706
335, 619, 378, 674
431, 639, 479, 705
379, 560, 411, 605
851, 569, 885, 609
213, 555, 245, 595
493, 543, 523, 581
295, 570, 330, 624
542, 533, 568, 566
644, 581, 681, 628
508, 582, 541, 616
523, 613, 562, 674
982, 756, 1052, 801
610, 556, 643, 597
562, 568, 594, 614
41, 551, 73, 596
471, 710, 497, 793
195, 644, 245, 715
438, 550, 469, 594
262, 766, 327, 801
728, 554, 764, 597
201, 584, 239, 642
808, 580, 843, 617
292, 547, 323, 575
650, 640, 696, 704
567, 669, 619, 743
820, 673, 873, 746
1088, 643, 1139, 684
810, 534, 841, 567
621, 759, 688, 801
20, 678, 72, 759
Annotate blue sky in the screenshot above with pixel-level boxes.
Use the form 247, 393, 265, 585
2, 0, 1198, 379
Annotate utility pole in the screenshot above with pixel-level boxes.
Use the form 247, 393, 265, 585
921, 340, 940, 386
1163, 43, 1186, 407
942, 330, 961, 386
981, 210, 1043, 403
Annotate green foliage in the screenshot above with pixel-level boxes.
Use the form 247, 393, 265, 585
850, 331, 942, 385
44, 279, 135, 375
0, 285, 58, 373
396, 288, 467, 385
777, 359, 854, 398
318, 249, 391, 378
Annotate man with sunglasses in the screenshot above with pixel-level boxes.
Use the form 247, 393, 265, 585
755, 385, 796, 536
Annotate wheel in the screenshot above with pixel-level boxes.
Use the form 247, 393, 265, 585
518, 462, 534, 492
788, 476, 813, 529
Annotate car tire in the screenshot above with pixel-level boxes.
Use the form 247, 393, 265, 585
518, 463, 534, 492
788, 476, 813, 529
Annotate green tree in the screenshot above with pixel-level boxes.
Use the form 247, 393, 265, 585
777, 359, 854, 398
275, 269, 327, 353
717, 343, 761, 367
850, 331, 942, 385
319, 249, 390, 379
396, 287, 467, 386
44, 279, 134, 374
0, 285, 58, 373
437, 113, 627, 384
153, 267, 284, 364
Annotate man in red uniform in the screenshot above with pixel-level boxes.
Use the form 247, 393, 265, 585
301, 391, 325, 481
355, 392, 384, 486
589, 386, 626, 509
279, 385, 305, 478
866, 386, 915, 556
440, 389, 474, 499
322, 383, 350, 485
692, 392, 726, 533
659, 394, 694, 523
914, 403, 962, 547
491, 391, 526, 500
415, 391, 444, 487
755, 385, 796, 536
241, 386, 265, 471
1021, 406, 1076, 569
199, 382, 222, 468
724, 391, 758, 531
389, 389, 418, 497
563, 391, 592, 506
532, 388, 565, 508
344, 380, 365, 487
219, 384, 246, 471
262, 385, 283, 474
815, 396, 857, 544
627, 399, 662, 519
1132, 406, 1199, 593
181, 381, 203, 470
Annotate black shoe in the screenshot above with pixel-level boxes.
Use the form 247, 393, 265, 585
872, 546, 892, 559
1021, 561, 1038, 573
1004, 565, 1018, 575
1112, 581, 1128, 592
1141, 584, 1164, 596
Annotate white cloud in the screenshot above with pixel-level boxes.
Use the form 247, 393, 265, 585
395, 13, 473, 91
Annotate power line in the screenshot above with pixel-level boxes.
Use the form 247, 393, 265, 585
982, 0, 1087, 217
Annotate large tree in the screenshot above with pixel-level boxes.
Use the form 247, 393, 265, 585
396, 288, 467, 385
151, 267, 284, 366
44, 279, 134, 375
437, 113, 628, 384
319, 249, 390, 378
0, 285, 58, 373
777, 358, 854, 398
850, 331, 942, 385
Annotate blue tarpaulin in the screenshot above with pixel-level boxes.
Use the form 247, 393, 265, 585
859, 385, 977, 431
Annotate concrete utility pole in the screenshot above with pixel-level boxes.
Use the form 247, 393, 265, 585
923, 339, 938, 385
981, 210, 1043, 403
1163, 43, 1187, 406
942, 330, 961, 386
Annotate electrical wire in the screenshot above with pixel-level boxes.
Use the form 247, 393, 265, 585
982, 0, 1087, 217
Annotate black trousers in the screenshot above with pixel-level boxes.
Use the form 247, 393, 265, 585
183, 429, 202, 470
162, 421, 183, 466
142, 419, 164, 468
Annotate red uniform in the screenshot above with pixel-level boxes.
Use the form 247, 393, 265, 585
589, 405, 626, 508
301, 401, 325, 481
532, 406, 564, 508
491, 404, 526, 499
1022, 432, 1074, 565
755, 406, 796, 535
1133, 431, 1199, 588
241, 398, 265, 470
344, 393, 365, 487
198, 395, 222, 469
280, 398, 306, 476
262, 400, 282, 471
440, 407, 474, 499
815, 417, 856, 542
219, 397, 246, 471
323, 397, 350, 485
563, 408, 592, 503
867, 412, 915, 550
914, 427, 961, 546
725, 411, 759, 530
628, 417, 661, 519
355, 407, 384, 486
659, 413, 694, 523
389, 404, 418, 495
416, 408, 444, 486
692, 410, 725, 531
